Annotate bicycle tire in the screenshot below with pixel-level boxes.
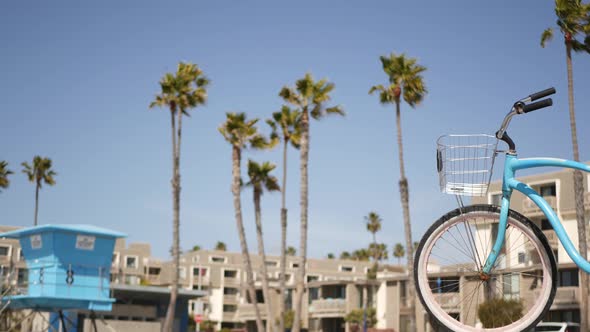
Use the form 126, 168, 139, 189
414, 204, 557, 331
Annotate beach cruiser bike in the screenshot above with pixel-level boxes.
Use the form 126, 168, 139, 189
414, 87, 590, 331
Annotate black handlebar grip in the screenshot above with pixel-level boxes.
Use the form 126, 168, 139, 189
523, 98, 553, 113
529, 87, 556, 101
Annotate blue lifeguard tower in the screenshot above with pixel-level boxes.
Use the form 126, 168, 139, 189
0, 224, 125, 312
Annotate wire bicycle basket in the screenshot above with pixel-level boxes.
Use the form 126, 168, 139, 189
437, 134, 499, 197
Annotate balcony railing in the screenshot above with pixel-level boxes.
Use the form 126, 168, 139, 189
308, 298, 346, 317
554, 286, 579, 305
434, 293, 460, 309
146, 274, 160, 284
236, 303, 267, 320
523, 196, 557, 216
534, 286, 579, 307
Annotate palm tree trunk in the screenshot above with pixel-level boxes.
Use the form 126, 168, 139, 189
565, 40, 588, 330
233, 146, 265, 332
292, 109, 310, 332
163, 111, 179, 332
395, 101, 416, 330
279, 139, 289, 332
34, 182, 39, 226
254, 190, 274, 332
362, 284, 368, 331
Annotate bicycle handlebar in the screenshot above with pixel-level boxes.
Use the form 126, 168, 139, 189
522, 98, 553, 113
528, 87, 556, 102
496, 87, 556, 143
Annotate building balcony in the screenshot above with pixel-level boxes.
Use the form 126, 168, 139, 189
192, 276, 210, 287
308, 298, 346, 317
223, 294, 239, 304
433, 293, 460, 310
534, 286, 579, 308
236, 303, 267, 321
523, 196, 557, 217
222, 312, 238, 322
145, 274, 161, 284
553, 286, 579, 306
223, 276, 240, 285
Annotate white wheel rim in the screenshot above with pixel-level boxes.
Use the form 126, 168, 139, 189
417, 212, 553, 332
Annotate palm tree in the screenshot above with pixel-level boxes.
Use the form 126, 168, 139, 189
370, 53, 427, 329
368, 243, 388, 262
214, 242, 227, 251
286, 246, 297, 256
340, 251, 351, 260
149, 62, 209, 332
365, 212, 382, 260
266, 105, 301, 332
246, 160, 280, 332
541, 2, 590, 328
351, 248, 371, 261
393, 243, 405, 265
22, 156, 57, 226
279, 73, 343, 332
0, 161, 13, 193
219, 112, 269, 332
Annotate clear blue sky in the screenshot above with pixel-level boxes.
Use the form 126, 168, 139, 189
1, 1, 589, 262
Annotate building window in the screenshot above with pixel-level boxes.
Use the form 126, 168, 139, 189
125, 256, 138, 269
278, 273, 291, 281
192, 256, 199, 263
518, 252, 526, 264
223, 287, 238, 295
540, 183, 556, 197
0, 246, 11, 257
490, 193, 502, 206
308, 287, 319, 304
112, 252, 120, 266
265, 260, 279, 267
17, 268, 28, 286
339, 266, 354, 272
148, 267, 161, 275
210, 256, 227, 263
193, 267, 208, 276
223, 305, 237, 312
224, 269, 237, 278
290, 262, 299, 269
307, 275, 319, 283
429, 277, 460, 293
558, 269, 579, 287
503, 273, 520, 300
544, 309, 581, 323
17, 249, 24, 261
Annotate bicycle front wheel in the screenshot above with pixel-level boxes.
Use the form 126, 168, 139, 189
414, 205, 556, 331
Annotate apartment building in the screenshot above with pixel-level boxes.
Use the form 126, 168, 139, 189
152, 249, 395, 331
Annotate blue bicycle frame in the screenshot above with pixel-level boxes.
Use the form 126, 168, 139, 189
482, 154, 590, 274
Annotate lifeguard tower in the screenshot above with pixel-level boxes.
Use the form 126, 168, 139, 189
0, 224, 125, 330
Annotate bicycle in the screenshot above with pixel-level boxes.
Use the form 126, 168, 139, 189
414, 87, 590, 331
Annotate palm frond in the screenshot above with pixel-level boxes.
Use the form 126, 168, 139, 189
372, 53, 427, 108
541, 28, 554, 47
